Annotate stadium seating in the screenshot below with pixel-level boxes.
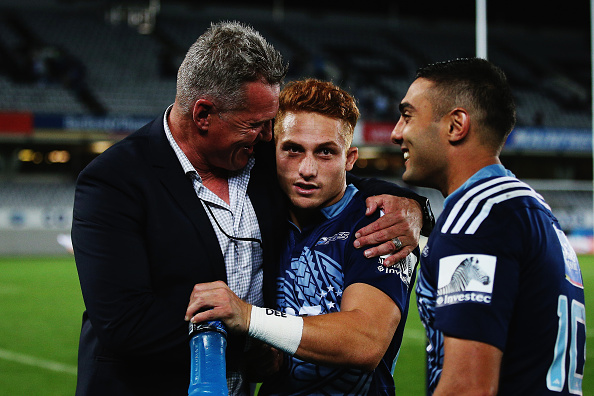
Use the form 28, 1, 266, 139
0, 178, 74, 208
0, 4, 589, 127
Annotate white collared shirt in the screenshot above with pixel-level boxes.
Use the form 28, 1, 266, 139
163, 106, 263, 395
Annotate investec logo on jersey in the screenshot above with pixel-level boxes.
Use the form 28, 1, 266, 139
436, 254, 496, 307
377, 254, 416, 287
315, 232, 350, 246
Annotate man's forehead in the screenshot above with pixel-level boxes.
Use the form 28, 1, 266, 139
241, 81, 279, 111
401, 78, 435, 109
276, 111, 347, 146
281, 111, 342, 128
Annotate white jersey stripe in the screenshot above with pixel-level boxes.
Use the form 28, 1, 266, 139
450, 181, 530, 234
441, 176, 517, 233
443, 177, 551, 235
465, 189, 550, 234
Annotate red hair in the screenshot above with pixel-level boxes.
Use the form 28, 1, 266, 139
275, 79, 359, 147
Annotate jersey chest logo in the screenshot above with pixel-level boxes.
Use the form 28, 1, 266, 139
315, 231, 350, 246
436, 254, 496, 306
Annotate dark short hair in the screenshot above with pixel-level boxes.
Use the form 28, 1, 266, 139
415, 58, 516, 145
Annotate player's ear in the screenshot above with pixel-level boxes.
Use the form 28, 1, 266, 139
345, 147, 358, 171
192, 99, 215, 133
447, 108, 470, 143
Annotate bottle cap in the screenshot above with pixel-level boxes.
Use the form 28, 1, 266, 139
189, 320, 227, 338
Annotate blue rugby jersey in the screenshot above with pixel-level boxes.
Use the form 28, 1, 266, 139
259, 185, 419, 396
417, 165, 586, 395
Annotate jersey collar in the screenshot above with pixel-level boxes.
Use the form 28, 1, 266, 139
444, 164, 515, 208
320, 184, 359, 220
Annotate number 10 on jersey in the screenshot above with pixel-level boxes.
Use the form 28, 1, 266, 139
547, 295, 586, 394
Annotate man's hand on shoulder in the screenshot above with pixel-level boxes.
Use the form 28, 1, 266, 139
354, 195, 422, 267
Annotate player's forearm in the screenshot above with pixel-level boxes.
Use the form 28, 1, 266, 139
434, 337, 502, 396
244, 305, 399, 372
295, 309, 399, 371
243, 283, 402, 370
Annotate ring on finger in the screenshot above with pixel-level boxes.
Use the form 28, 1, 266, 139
392, 237, 403, 250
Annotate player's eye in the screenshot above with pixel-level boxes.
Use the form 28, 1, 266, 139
282, 143, 302, 154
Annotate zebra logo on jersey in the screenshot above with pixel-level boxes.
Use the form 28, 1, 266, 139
437, 257, 490, 295
436, 254, 496, 306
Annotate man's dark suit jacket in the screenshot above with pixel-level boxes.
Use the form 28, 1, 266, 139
72, 113, 428, 395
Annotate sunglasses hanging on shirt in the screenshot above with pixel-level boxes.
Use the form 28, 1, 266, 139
202, 200, 263, 248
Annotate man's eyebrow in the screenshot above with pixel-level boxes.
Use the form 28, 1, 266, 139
280, 139, 340, 150
280, 138, 301, 146
399, 102, 413, 114
317, 141, 340, 149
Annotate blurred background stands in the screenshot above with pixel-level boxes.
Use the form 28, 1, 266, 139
0, 0, 591, 254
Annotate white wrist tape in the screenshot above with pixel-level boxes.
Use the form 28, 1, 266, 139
248, 306, 304, 355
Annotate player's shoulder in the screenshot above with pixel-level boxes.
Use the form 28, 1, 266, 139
340, 191, 377, 229
439, 176, 551, 236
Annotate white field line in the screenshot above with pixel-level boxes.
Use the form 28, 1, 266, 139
0, 328, 591, 375
0, 348, 77, 375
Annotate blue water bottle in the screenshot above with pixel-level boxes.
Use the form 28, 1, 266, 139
188, 320, 229, 396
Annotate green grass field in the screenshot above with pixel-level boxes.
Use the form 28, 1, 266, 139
0, 255, 592, 395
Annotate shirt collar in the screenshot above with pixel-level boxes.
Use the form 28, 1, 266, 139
320, 184, 359, 220
162, 104, 255, 184
444, 164, 515, 208
163, 104, 195, 175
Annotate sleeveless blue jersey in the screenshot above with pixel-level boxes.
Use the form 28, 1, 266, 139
259, 185, 419, 396
417, 166, 586, 395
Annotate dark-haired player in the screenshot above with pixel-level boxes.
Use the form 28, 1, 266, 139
392, 58, 586, 395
